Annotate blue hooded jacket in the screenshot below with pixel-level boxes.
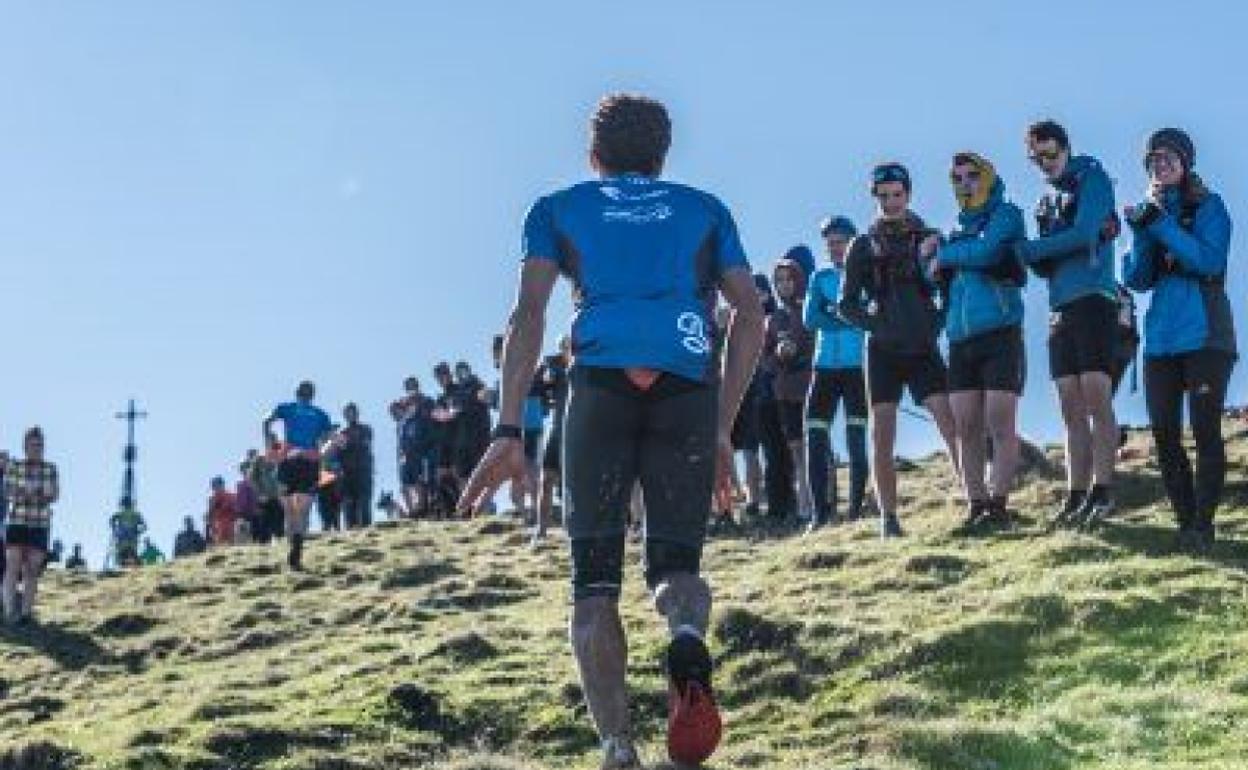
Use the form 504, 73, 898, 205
1018, 155, 1118, 309
1122, 184, 1235, 358
803, 265, 864, 369
938, 179, 1026, 343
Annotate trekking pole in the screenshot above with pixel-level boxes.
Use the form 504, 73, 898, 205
898, 405, 933, 423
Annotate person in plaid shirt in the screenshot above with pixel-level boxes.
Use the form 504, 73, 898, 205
3, 427, 58, 626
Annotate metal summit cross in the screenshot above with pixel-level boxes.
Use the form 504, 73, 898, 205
115, 399, 149, 511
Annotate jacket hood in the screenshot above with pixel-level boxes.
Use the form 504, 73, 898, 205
952, 152, 1001, 213
1055, 154, 1100, 192
773, 258, 808, 304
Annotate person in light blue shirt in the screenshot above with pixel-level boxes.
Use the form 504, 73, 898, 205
802, 215, 867, 530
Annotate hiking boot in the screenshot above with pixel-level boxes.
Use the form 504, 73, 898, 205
956, 500, 990, 535
880, 512, 904, 539
288, 535, 305, 571
600, 735, 642, 770
1076, 486, 1115, 530
666, 631, 721, 767
1049, 490, 1087, 530
984, 496, 1013, 531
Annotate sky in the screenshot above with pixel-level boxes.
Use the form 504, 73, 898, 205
2, 1, 1246, 568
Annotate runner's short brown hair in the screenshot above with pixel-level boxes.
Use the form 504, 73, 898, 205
590, 93, 671, 177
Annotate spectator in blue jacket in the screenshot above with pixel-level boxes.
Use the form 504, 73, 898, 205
1015, 120, 1120, 529
802, 215, 868, 530
1123, 128, 1236, 552
931, 152, 1026, 532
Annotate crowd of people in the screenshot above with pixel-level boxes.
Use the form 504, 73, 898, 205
454, 96, 1237, 768
0, 91, 1239, 769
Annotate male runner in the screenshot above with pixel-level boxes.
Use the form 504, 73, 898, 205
458, 94, 763, 769
263, 381, 332, 570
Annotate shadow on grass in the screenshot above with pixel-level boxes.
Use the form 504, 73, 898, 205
0, 620, 111, 671
899, 724, 1075, 770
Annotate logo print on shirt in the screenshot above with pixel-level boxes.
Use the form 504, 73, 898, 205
600, 184, 674, 224
677, 312, 710, 355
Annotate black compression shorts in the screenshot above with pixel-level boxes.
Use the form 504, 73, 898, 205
278, 456, 320, 495
563, 367, 717, 600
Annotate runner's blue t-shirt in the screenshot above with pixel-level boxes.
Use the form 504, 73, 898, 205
522, 174, 749, 382
272, 401, 332, 450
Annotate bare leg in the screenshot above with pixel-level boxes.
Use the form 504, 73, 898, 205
570, 597, 631, 743
789, 440, 813, 518
871, 402, 899, 515
743, 449, 762, 507
20, 551, 41, 618
2, 546, 20, 622
985, 390, 1020, 498
923, 392, 962, 481
949, 390, 987, 502
1055, 377, 1092, 491
1080, 372, 1117, 488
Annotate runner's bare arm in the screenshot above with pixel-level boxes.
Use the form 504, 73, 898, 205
499, 260, 561, 427
716, 266, 765, 433
262, 413, 279, 447
457, 260, 560, 512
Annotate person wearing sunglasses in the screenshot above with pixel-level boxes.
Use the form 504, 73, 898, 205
1013, 120, 1120, 529
928, 153, 1026, 533
837, 162, 959, 538
1122, 128, 1235, 553
802, 215, 868, 531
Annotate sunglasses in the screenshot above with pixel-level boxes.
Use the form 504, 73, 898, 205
950, 169, 982, 185
1146, 150, 1180, 168
1028, 148, 1062, 166
872, 166, 908, 185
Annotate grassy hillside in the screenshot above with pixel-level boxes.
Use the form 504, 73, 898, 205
3, 425, 1247, 770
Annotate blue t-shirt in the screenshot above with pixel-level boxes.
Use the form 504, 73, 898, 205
522, 175, 749, 382
272, 401, 332, 451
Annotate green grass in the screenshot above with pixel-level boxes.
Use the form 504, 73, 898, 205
3, 425, 1247, 769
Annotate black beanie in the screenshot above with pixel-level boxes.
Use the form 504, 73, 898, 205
1146, 128, 1194, 170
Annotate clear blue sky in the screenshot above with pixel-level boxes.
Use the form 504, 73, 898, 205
2, 1, 1246, 567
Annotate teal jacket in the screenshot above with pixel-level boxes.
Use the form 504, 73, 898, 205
1018, 155, 1118, 309
938, 180, 1026, 343
1123, 186, 1235, 358
803, 266, 864, 369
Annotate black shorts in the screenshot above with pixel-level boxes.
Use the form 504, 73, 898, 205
564, 367, 716, 599
542, 427, 563, 473
806, 368, 868, 428
523, 429, 543, 462
866, 343, 949, 406
4, 524, 50, 552
730, 394, 760, 451
949, 325, 1026, 394
1049, 293, 1119, 380
401, 448, 438, 487
778, 400, 805, 442
278, 456, 320, 495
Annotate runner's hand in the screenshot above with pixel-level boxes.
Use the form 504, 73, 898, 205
457, 438, 526, 516
714, 430, 735, 514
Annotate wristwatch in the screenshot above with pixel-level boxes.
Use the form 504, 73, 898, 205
492, 424, 522, 441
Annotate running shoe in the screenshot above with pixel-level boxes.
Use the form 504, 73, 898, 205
1076, 488, 1115, 531
1048, 491, 1086, 530
880, 512, 905, 539
666, 631, 721, 767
